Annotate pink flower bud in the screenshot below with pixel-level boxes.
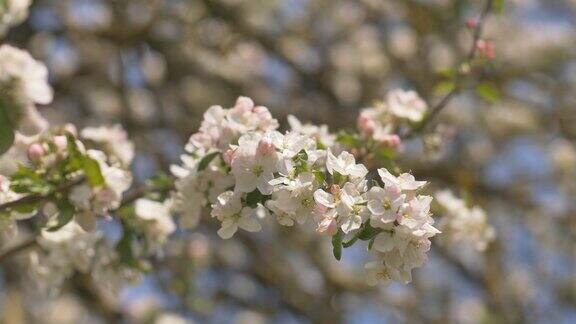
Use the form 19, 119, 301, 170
466, 18, 478, 29
234, 96, 254, 112
223, 148, 237, 166
53, 136, 68, 152
27, 143, 45, 162
257, 138, 275, 156
378, 134, 402, 149
357, 112, 376, 137
62, 123, 78, 137
475, 39, 495, 60
253, 106, 269, 115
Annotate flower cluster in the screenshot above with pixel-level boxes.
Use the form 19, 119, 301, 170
363, 169, 440, 286
170, 96, 438, 285
435, 190, 495, 251
30, 220, 139, 295
81, 124, 135, 168
170, 97, 276, 228
14, 128, 134, 232
0, 45, 52, 137
134, 198, 176, 249
357, 89, 428, 149
0, 0, 30, 36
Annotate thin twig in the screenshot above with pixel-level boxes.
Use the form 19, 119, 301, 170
403, 0, 494, 139
0, 175, 85, 213
0, 180, 173, 264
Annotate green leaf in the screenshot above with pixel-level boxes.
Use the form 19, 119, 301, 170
436, 67, 456, 79
293, 149, 309, 173
244, 189, 270, 208
296, 149, 308, 162
0, 102, 15, 155
197, 151, 220, 172
10, 165, 52, 194
116, 223, 138, 266
375, 147, 396, 162
82, 156, 105, 187
47, 199, 75, 231
12, 201, 40, 214
313, 170, 326, 185
368, 237, 376, 250
433, 81, 456, 96
332, 171, 344, 185
331, 229, 344, 261
357, 223, 382, 241
475, 83, 501, 103
336, 130, 361, 148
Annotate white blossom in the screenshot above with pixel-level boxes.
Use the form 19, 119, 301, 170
325, 150, 368, 180
266, 185, 315, 226
171, 163, 233, 229
364, 260, 393, 286
68, 150, 132, 230
231, 133, 279, 194
135, 198, 176, 246
435, 190, 495, 251
198, 96, 279, 150
81, 124, 135, 167
356, 89, 427, 147
385, 89, 428, 122
30, 221, 100, 293
211, 191, 261, 239
287, 114, 336, 148
367, 186, 406, 226
0, 45, 52, 136
0, 0, 30, 36
378, 168, 427, 193
314, 182, 368, 234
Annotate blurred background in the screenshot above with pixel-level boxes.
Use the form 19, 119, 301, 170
2, 0, 576, 323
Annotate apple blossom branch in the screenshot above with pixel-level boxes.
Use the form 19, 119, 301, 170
0, 175, 86, 213
403, 0, 494, 139
0, 179, 173, 265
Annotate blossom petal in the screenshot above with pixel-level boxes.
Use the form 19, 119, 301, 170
313, 189, 335, 208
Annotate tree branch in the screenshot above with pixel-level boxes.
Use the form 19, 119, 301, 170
403, 0, 494, 138
0, 175, 85, 213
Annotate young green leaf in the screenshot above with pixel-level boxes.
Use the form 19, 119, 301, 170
82, 156, 105, 187
197, 151, 220, 172
336, 130, 361, 148
433, 81, 456, 96
476, 83, 501, 103
357, 223, 382, 241
47, 199, 75, 232
332, 229, 344, 261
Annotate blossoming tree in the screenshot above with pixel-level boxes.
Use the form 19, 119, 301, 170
0, 0, 546, 322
